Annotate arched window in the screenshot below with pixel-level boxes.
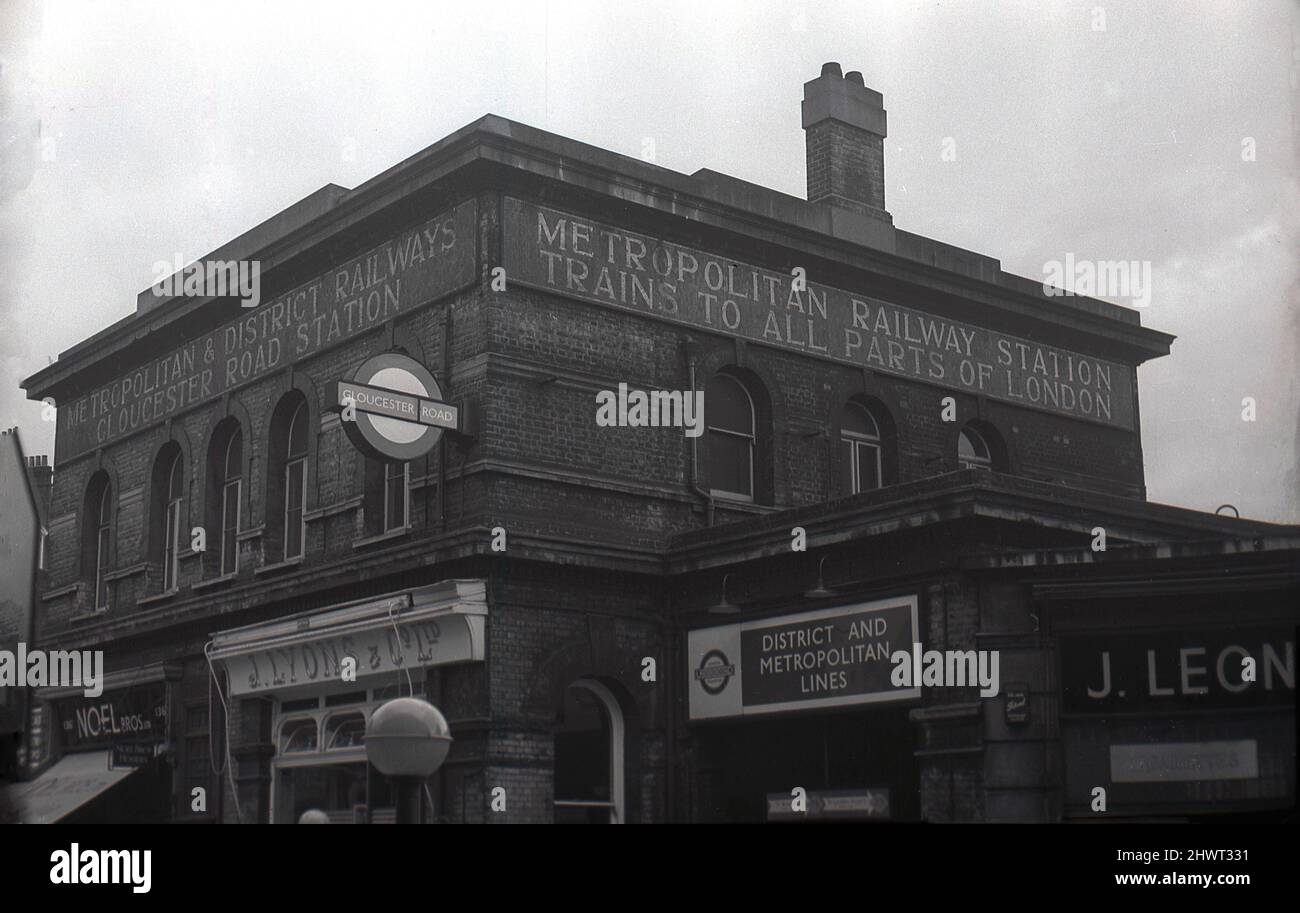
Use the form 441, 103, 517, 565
149, 445, 186, 593
958, 424, 993, 471
220, 428, 242, 575
267, 394, 310, 563
841, 401, 883, 494
706, 373, 755, 500
163, 449, 184, 590
554, 680, 625, 824
284, 401, 308, 559
83, 474, 112, 611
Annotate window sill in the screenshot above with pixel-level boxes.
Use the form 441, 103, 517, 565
352, 526, 412, 550
103, 562, 149, 582
68, 607, 109, 624
192, 573, 238, 592
254, 555, 304, 577
137, 589, 181, 609
304, 497, 362, 523
40, 582, 81, 602
709, 490, 755, 505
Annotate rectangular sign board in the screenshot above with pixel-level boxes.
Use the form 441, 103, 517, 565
1061, 627, 1295, 714
767, 788, 891, 821
337, 382, 459, 429
687, 596, 919, 721
1110, 740, 1260, 783
58, 683, 168, 750
110, 741, 156, 769
503, 197, 1135, 430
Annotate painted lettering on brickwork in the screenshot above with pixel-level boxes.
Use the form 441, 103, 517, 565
503, 198, 1134, 430
55, 200, 477, 462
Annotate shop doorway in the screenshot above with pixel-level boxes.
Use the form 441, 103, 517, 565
694, 706, 918, 822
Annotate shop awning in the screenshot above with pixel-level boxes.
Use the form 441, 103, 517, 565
2, 750, 137, 824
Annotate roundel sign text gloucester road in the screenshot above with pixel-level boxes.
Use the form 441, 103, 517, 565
336, 352, 459, 461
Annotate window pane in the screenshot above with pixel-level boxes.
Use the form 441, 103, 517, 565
187, 707, 209, 732
385, 463, 407, 531
554, 687, 610, 803
958, 428, 988, 462
842, 403, 879, 439
164, 501, 179, 590
168, 452, 184, 500
324, 712, 367, 750
841, 438, 857, 495
96, 528, 110, 608
224, 428, 242, 481
285, 460, 305, 559
222, 481, 239, 575
280, 718, 318, 754
287, 402, 308, 458
857, 442, 882, 491
185, 736, 209, 779
98, 486, 112, 524
706, 375, 753, 435
708, 431, 752, 498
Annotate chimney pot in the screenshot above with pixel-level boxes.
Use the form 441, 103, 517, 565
845, 70, 864, 86
821, 61, 843, 78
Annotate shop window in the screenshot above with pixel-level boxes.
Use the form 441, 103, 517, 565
957, 421, 1006, 472
280, 717, 319, 754
82, 473, 112, 611
554, 679, 625, 824
266, 393, 310, 562
269, 690, 403, 823
706, 373, 755, 500
841, 401, 883, 494
324, 711, 366, 750
206, 420, 243, 577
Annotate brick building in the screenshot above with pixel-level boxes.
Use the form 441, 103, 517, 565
13, 64, 1297, 823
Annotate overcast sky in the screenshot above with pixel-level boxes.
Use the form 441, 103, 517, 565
1, 0, 1296, 522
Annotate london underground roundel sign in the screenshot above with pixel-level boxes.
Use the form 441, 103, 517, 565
336, 352, 458, 461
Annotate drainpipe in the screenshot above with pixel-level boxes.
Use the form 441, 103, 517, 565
439, 305, 452, 531
685, 339, 714, 526
662, 584, 677, 821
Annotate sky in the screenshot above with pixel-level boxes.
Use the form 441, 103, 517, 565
0, 0, 1296, 522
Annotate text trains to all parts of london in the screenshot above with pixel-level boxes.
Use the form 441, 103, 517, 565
505, 201, 1132, 430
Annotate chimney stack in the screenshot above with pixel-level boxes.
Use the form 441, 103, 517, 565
802, 62, 889, 219
25, 454, 52, 518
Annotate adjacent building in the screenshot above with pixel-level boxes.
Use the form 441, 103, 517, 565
13, 64, 1297, 823
0, 428, 48, 822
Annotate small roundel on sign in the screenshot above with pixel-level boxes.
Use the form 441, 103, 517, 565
337, 352, 457, 462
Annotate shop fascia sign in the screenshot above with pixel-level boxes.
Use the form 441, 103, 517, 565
57, 683, 168, 750
208, 581, 488, 697
335, 352, 463, 462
